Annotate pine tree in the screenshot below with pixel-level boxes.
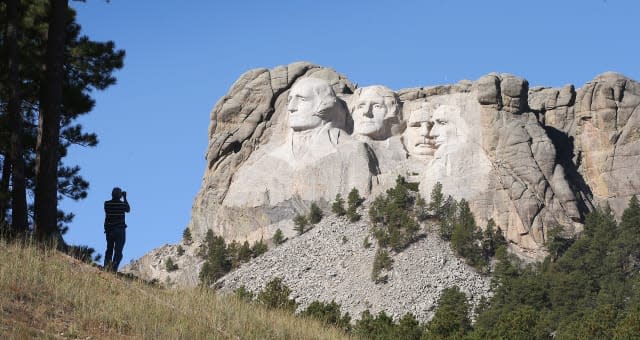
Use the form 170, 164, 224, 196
425, 286, 472, 338
308, 202, 323, 224
251, 238, 268, 257
438, 195, 457, 241
451, 199, 486, 269
331, 194, 347, 216
348, 188, 364, 209
428, 181, 445, 218
257, 277, 297, 312
273, 228, 285, 245
182, 227, 192, 244
371, 248, 393, 283
0, 1, 124, 237
293, 214, 308, 235
165, 257, 178, 271
300, 300, 351, 332
199, 232, 230, 285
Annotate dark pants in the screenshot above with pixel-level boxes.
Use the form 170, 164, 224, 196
104, 226, 126, 272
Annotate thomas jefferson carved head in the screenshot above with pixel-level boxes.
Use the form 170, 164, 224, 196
349, 85, 400, 140
287, 78, 345, 132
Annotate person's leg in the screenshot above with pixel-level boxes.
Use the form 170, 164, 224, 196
104, 230, 115, 270
112, 227, 126, 271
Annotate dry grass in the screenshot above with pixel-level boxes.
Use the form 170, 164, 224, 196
0, 239, 351, 339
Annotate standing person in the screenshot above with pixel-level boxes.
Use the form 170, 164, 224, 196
104, 187, 130, 272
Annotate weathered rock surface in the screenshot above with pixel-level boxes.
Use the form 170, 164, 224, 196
125, 63, 640, 301
215, 214, 491, 323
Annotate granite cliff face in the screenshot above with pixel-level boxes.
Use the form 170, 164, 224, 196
125, 63, 640, 290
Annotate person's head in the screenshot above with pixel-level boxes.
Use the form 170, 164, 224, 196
112, 187, 123, 200
429, 105, 465, 148
349, 85, 400, 140
403, 102, 438, 159
287, 77, 345, 132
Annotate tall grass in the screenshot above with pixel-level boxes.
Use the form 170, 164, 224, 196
0, 239, 350, 339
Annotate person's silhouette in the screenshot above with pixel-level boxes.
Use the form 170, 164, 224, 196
104, 187, 130, 272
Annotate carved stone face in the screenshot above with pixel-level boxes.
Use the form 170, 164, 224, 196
353, 89, 389, 139
288, 80, 324, 131
430, 105, 464, 148
405, 106, 437, 158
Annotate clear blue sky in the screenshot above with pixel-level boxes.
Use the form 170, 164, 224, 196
61, 0, 640, 266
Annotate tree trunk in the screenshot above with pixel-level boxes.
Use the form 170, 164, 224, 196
0, 158, 10, 226
34, 0, 68, 241
7, 0, 29, 234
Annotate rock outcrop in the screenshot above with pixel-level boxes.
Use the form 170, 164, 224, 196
125, 62, 640, 296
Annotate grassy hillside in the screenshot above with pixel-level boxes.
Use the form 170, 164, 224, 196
0, 239, 350, 339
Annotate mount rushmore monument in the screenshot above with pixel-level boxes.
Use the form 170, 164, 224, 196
126, 62, 640, 287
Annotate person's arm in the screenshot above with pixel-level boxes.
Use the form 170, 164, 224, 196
123, 191, 130, 212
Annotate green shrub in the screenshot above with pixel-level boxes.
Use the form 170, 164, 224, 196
165, 257, 178, 272
198, 232, 230, 286
251, 238, 268, 257
425, 286, 472, 339
293, 214, 308, 235
350, 309, 424, 339
346, 205, 361, 222
428, 182, 445, 218
176, 245, 185, 256
363, 236, 372, 249
182, 227, 192, 244
233, 286, 255, 302
300, 300, 351, 332
331, 194, 347, 216
347, 188, 364, 209
309, 202, 323, 224
257, 277, 298, 312
273, 228, 285, 245
369, 180, 420, 251
450, 199, 486, 270
371, 248, 393, 283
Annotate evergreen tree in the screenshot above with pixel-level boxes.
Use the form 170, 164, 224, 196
300, 300, 351, 332
165, 257, 178, 271
394, 313, 422, 340
353, 310, 396, 339
251, 238, 268, 257
371, 248, 393, 283
346, 187, 363, 222
199, 232, 230, 286
308, 202, 323, 224
428, 182, 445, 218
369, 176, 420, 251
425, 286, 472, 339
347, 188, 364, 209
0, 1, 124, 238
182, 227, 192, 244
415, 196, 427, 221
331, 194, 346, 216
450, 199, 485, 269
438, 196, 457, 241
233, 286, 254, 302
293, 214, 308, 235
273, 228, 285, 245
237, 240, 252, 263
257, 277, 297, 312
